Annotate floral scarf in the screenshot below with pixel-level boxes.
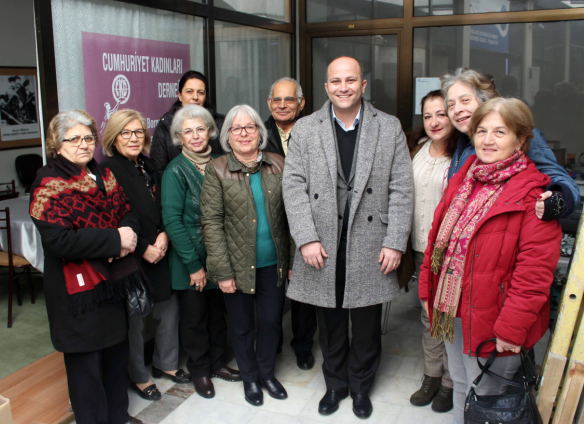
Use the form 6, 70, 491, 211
430, 151, 527, 342
235, 151, 263, 174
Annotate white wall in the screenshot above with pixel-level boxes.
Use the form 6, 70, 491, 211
0, 0, 43, 193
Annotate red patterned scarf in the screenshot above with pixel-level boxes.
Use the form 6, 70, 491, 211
30, 155, 149, 315
430, 151, 527, 342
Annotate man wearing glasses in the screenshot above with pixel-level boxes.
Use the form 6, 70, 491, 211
283, 57, 413, 419
263, 78, 317, 372
264, 77, 306, 157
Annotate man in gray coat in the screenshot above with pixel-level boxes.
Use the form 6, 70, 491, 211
283, 56, 413, 419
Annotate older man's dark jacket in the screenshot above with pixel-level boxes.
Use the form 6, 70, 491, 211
263, 112, 304, 156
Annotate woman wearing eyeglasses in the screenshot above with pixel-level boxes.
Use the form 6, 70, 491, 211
161, 104, 241, 399
151, 70, 225, 181
30, 110, 143, 424
201, 105, 293, 407
101, 109, 191, 402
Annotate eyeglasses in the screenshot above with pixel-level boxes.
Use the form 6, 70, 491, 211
180, 127, 209, 138
62, 135, 96, 147
229, 124, 258, 135
119, 129, 146, 139
270, 97, 299, 105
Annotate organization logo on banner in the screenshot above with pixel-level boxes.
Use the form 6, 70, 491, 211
100, 74, 131, 133
81, 32, 190, 161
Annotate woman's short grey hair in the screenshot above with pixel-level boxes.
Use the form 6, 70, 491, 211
220, 105, 268, 152
170, 104, 218, 146
45, 110, 98, 158
268, 77, 303, 101
440, 67, 499, 107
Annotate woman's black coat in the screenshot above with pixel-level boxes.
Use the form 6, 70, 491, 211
101, 150, 171, 303
31, 159, 140, 353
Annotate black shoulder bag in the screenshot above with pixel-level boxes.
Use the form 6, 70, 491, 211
464, 338, 543, 424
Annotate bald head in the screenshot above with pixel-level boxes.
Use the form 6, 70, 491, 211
326, 56, 364, 82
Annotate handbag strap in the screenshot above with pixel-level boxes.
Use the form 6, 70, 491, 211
472, 339, 538, 389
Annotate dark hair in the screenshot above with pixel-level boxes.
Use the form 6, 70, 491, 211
0, 94, 8, 102
406, 89, 459, 158
8, 76, 20, 83
168, 70, 215, 115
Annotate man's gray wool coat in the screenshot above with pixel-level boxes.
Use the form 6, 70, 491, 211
282, 100, 414, 309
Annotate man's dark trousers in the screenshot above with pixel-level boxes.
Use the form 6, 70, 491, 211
315, 234, 383, 394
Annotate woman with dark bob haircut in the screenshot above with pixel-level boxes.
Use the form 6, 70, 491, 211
151, 70, 225, 179
30, 110, 143, 424
418, 97, 562, 424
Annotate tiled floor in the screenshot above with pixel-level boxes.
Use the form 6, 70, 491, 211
115, 285, 460, 424
76, 284, 549, 424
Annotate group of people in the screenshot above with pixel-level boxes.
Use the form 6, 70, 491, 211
28, 56, 578, 424
0, 75, 37, 125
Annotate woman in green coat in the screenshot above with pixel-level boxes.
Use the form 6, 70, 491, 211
161, 105, 241, 400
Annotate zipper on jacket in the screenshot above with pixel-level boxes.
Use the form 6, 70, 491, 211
467, 240, 476, 358
501, 283, 505, 307
279, 268, 282, 280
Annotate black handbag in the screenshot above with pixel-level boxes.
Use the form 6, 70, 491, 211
124, 274, 154, 320
464, 339, 543, 424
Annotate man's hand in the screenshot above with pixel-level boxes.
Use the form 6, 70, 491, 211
379, 247, 402, 275
300, 241, 328, 270
218, 278, 236, 294
143, 245, 165, 264
288, 270, 292, 280
496, 338, 521, 354
535, 191, 552, 220
190, 268, 207, 292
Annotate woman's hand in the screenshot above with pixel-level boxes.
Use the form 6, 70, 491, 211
218, 278, 236, 294
118, 227, 137, 252
535, 191, 552, 220
496, 338, 521, 354
154, 231, 169, 253
143, 245, 165, 264
190, 268, 207, 292
421, 300, 429, 316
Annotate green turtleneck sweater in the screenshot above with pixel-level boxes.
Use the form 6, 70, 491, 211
249, 172, 277, 268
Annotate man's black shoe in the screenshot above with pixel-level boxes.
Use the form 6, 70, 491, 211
243, 380, 263, 406
296, 352, 315, 370
352, 392, 373, 418
318, 389, 349, 415
260, 377, 288, 399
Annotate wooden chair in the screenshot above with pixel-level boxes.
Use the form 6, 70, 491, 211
0, 207, 35, 328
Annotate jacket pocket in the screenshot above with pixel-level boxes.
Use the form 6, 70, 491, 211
500, 281, 509, 307
379, 212, 388, 225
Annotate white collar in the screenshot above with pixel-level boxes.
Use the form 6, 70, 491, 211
331, 104, 361, 132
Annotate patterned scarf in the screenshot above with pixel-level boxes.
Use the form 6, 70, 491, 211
30, 155, 150, 315
430, 151, 527, 342
235, 151, 263, 174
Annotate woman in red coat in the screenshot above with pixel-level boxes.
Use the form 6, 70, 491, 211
418, 97, 562, 424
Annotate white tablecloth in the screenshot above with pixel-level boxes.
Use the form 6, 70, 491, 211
0, 196, 44, 272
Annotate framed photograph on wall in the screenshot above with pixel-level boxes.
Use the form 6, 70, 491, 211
0, 67, 41, 150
